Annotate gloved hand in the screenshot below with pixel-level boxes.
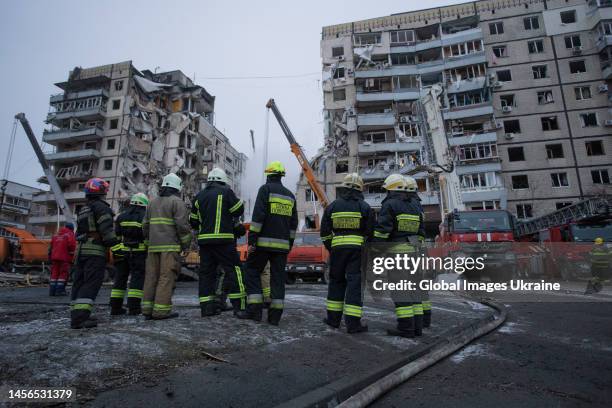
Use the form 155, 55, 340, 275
247, 244, 256, 256
233, 223, 247, 238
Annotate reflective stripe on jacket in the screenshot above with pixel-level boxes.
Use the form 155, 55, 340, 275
143, 194, 191, 253
374, 191, 425, 242
115, 206, 147, 252
320, 187, 374, 250
190, 182, 244, 245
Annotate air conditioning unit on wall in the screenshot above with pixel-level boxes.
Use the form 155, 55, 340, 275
502, 106, 512, 113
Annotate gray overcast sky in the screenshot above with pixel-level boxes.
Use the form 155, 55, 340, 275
0, 0, 458, 205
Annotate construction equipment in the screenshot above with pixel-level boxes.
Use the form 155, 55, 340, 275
15, 113, 75, 225
266, 99, 329, 208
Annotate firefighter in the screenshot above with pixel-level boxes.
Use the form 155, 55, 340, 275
142, 173, 192, 320
374, 174, 426, 338
320, 173, 374, 333
71, 178, 119, 329
49, 223, 76, 296
190, 168, 246, 316
585, 237, 610, 294
402, 175, 431, 328
109, 193, 149, 316
238, 161, 298, 325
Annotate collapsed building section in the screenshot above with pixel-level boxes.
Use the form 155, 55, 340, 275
31, 61, 246, 237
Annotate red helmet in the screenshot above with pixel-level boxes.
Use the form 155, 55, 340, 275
84, 178, 109, 195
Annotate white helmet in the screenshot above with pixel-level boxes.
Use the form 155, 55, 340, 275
403, 175, 418, 192
341, 173, 364, 191
162, 173, 182, 191
208, 167, 230, 184
382, 174, 406, 192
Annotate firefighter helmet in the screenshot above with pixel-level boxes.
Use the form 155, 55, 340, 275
208, 167, 230, 184
264, 161, 286, 176
403, 175, 418, 192
130, 193, 149, 207
341, 173, 364, 191
595, 237, 604, 245
162, 173, 182, 191
84, 178, 109, 195
382, 174, 406, 191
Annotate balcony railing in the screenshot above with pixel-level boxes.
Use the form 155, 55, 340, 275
45, 148, 101, 162
42, 126, 104, 145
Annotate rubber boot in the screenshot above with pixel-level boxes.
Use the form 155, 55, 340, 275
323, 311, 342, 329
387, 317, 415, 338
153, 312, 179, 320
236, 303, 263, 322
110, 297, 127, 316
216, 295, 233, 313
345, 316, 368, 334
201, 301, 220, 317
414, 314, 423, 337
267, 308, 283, 326
71, 310, 98, 329
49, 283, 56, 297
55, 283, 67, 296
423, 310, 432, 328
127, 297, 142, 315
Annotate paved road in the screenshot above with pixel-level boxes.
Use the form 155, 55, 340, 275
373, 301, 612, 408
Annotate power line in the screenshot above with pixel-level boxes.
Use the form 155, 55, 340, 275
200, 72, 319, 80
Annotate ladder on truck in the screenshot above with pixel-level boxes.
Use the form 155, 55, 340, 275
516, 197, 610, 237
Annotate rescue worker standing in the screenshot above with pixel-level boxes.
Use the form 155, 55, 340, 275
403, 175, 431, 329
239, 161, 297, 325
71, 178, 119, 329
109, 193, 149, 315
320, 173, 374, 333
49, 223, 76, 296
142, 173, 192, 320
190, 168, 246, 316
373, 174, 426, 338
585, 237, 610, 294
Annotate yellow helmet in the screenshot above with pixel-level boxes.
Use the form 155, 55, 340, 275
341, 173, 364, 191
594, 237, 604, 245
382, 174, 406, 191
403, 175, 418, 192
264, 161, 286, 176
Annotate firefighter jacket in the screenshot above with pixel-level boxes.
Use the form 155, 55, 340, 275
374, 191, 425, 242
189, 182, 244, 245
320, 187, 375, 250
50, 226, 76, 262
143, 189, 192, 253
76, 198, 120, 257
114, 206, 147, 253
248, 177, 298, 253
590, 245, 610, 270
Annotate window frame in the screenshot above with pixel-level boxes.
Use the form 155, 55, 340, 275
560, 10, 577, 25
551, 172, 569, 188
591, 169, 610, 184
489, 22, 504, 35
527, 39, 544, 54
523, 16, 540, 30
511, 174, 530, 190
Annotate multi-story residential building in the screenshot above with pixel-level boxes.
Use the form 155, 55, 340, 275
0, 180, 44, 238
299, 0, 611, 230
31, 61, 246, 237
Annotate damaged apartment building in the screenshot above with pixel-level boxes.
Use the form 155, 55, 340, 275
297, 0, 612, 230
30, 61, 246, 237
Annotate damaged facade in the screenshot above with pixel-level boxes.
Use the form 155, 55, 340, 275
30, 61, 246, 237
298, 0, 612, 229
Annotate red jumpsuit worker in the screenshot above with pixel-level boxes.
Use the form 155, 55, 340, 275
49, 223, 76, 296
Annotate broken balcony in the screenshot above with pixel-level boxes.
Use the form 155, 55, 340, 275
45, 148, 101, 163
49, 88, 109, 104
356, 112, 395, 128
42, 126, 104, 145
46, 104, 106, 125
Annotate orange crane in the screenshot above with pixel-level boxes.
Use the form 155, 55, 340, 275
266, 99, 329, 208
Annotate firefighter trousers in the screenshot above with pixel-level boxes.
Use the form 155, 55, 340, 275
71, 255, 106, 325
198, 244, 246, 310
142, 251, 180, 318
326, 247, 363, 325
110, 251, 146, 311
50, 260, 70, 295
245, 250, 287, 310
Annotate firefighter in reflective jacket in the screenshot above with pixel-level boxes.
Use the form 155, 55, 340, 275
238, 161, 298, 325
585, 237, 610, 294
109, 193, 149, 316
373, 174, 426, 338
320, 173, 374, 333
190, 168, 246, 317
71, 178, 120, 329
142, 173, 192, 320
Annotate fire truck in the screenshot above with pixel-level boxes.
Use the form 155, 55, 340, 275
515, 197, 611, 280
437, 209, 518, 281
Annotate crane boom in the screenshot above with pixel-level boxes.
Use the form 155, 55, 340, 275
15, 113, 75, 225
266, 99, 329, 208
